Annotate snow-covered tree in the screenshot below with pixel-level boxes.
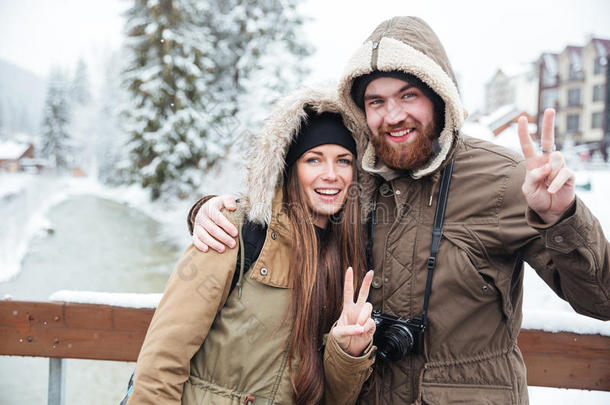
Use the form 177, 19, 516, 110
40, 69, 72, 171
202, 0, 312, 133
72, 58, 92, 105
121, 0, 312, 200
122, 0, 221, 200
96, 50, 130, 184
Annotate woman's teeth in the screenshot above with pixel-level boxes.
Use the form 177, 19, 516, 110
315, 189, 340, 195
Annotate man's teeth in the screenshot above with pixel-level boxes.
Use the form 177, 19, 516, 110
388, 128, 414, 137
316, 189, 340, 195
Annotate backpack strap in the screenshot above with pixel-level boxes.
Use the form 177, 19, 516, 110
230, 204, 267, 297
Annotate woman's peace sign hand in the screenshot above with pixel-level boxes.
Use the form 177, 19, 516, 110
331, 268, 376, 357
518, 108, 575, 224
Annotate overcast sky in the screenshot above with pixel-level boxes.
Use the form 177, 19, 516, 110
1, 0, 610, 111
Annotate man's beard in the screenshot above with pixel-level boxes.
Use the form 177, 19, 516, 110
370, 120, 437, 170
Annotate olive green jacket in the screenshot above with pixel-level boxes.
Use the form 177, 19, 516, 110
129, 193, 374, 405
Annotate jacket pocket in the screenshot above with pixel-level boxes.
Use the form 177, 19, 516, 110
442, 231, 500, 300
421, 382, 514, 405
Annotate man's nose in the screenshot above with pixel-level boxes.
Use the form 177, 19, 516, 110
385, 98, 407, 125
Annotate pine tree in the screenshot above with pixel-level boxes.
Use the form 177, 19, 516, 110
121, 0, 312, 200
40, 69, 72, 171
97, 50, 130, 184
203, 0, 312, 133
122, 0, 220, 200
72, 58, 92, 105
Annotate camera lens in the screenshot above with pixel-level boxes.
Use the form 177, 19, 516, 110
378, 323, 414, 361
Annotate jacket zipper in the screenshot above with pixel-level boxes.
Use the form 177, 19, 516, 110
371, 17, 395, 70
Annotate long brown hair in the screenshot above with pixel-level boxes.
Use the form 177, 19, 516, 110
283, 157, 367, 405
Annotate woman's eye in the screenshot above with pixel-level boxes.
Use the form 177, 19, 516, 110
306, 158, 320, 164
402, 92, 415, 99
338, 159, 352, 165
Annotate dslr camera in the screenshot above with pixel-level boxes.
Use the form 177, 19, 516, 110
371, 310, 425, 361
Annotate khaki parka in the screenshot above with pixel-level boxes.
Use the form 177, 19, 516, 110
128, 86, 374, 405
336, 16, 610, 405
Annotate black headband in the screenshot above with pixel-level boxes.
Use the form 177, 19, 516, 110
284, 111, 357, 169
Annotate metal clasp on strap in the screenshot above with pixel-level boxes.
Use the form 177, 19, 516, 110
426, 256, 436, 271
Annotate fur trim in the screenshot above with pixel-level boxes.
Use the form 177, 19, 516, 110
244, 84, 360, 225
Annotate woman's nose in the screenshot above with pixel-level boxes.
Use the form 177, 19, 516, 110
321, 163, 338, 181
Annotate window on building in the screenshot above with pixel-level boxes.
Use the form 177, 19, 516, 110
567, 88, 582, 107
569, 64, 583, 80
594, 57, 604, 75
567, 114, 580, 132
542, 90, 558, 109
592, 112, 603, 129
593, 84, 605, 102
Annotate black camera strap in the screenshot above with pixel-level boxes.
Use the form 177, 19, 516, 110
421, 155, 455, 330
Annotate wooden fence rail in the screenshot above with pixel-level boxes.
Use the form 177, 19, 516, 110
1, 300, 609, 391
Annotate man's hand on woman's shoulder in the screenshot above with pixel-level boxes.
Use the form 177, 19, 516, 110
192, 195, 239, 253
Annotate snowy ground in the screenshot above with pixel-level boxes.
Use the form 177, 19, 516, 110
0, 155, 245, 284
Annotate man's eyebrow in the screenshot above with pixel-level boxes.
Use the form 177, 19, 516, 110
363, 84, 414, 101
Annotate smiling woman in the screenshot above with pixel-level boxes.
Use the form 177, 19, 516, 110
127, 87, 375, 405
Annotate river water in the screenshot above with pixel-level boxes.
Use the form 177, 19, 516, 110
0, 195, 182, 404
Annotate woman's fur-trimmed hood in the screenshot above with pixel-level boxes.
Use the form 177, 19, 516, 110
338, 16, 468, 181
244, 85, 359, 225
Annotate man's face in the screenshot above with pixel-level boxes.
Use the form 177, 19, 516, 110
363, 77, 438, 170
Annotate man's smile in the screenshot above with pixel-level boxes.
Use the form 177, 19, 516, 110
386, 127, 415, 143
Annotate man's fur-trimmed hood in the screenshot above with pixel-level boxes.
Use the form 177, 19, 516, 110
338, 16, 468, 182
244, 85, 359, 225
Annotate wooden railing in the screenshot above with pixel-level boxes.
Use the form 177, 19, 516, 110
1, 300, 609, 402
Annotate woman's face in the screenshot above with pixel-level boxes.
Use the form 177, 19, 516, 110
296, 144, 354, 228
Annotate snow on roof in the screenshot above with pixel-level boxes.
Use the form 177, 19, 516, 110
541, 53, 559, 76
478, 104, 520, 129
493, 122, 535, 152
463, 114, 532, 154
592, 38, 610, 58
50, 290, 162, 309
565, 45, 583, 70
0, 141, 30, 160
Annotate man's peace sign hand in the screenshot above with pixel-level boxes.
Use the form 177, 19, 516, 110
331, 268, 376, 357
518, 108, 575, 224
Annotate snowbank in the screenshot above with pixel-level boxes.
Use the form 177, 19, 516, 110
522, 309, 610, 336
50, 290, 161, 309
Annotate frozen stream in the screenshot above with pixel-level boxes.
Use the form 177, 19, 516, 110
0, 195, 182, 404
